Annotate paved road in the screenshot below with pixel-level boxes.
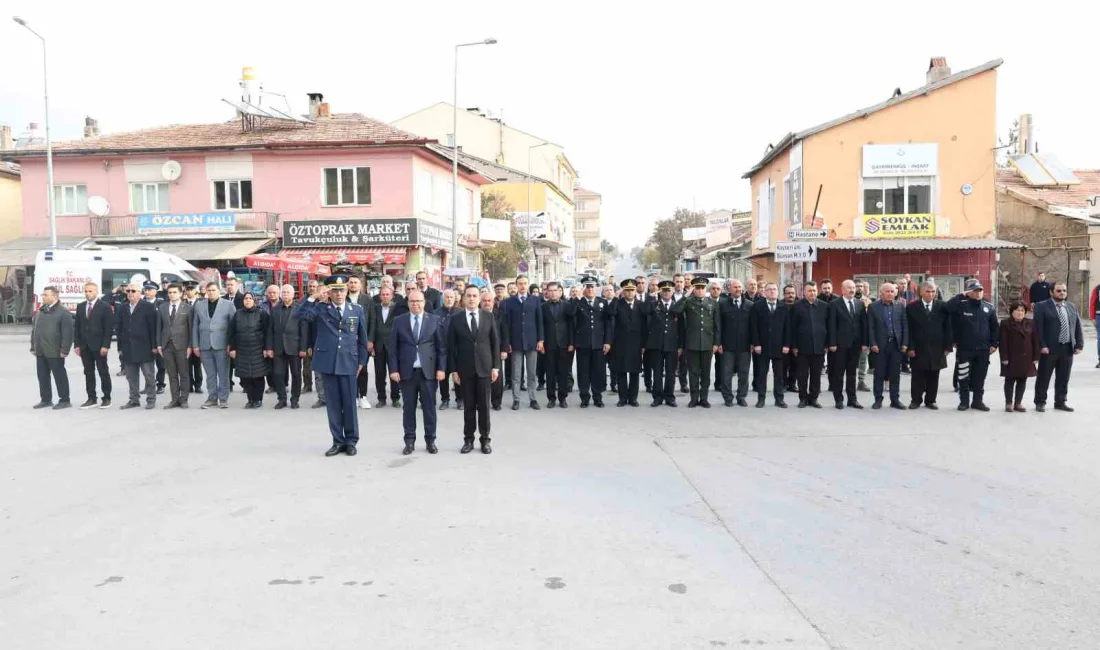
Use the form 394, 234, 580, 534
3, 336, 1100, 649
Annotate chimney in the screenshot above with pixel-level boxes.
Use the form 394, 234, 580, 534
307, 93, 324, 119
0, 125, 12, 151
926, 57, 951, 85
318, 102, 331, 118
83, 116, 100, 138
1017, 113, 1034, 155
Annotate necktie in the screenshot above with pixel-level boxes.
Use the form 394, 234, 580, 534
769, 302, 775, 314
170, 304, 177, 321
87, 302, 92, 319
1057, 303, 1070, 344
926, 302, 932, 313
848, 300, 854, 316
470, 311, 478, 336
413, 315, 421, 342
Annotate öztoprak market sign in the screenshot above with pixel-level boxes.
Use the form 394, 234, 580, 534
859, 214, 936, 239
282, 218, 453, 249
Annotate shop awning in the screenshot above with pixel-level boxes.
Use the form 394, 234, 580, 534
749, 237, 1025, 258
280, 246, 407, 264
124, 238, 276, 261
245, 254, 331, 276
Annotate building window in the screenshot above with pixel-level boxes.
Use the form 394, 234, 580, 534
130, 182, 169, 213
53, 184, 88, 215
782, 176, 791, 223
863, 176, 933, 215
322, 167, 371, 206
768, 181, 777, 224
212, 180, 253, 210
576, 199, 587, 212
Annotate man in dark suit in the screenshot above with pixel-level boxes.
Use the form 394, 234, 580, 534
537, 281, 573, 408
182, 281, 204, 394
448, 286, 500, 454
369, 286, 408, 408
117, 282, 159, 410
749, 282, 790, 408
502, 275, 543, 410
1032, 281, 1084, 412
569, 275, 614, 408
156, 283, 193, 409
790, 281, 829, 408
826, 280, 866, 410
609, 279, 645, 407
717, 279, 753, 407
905, 281, 951, 409
141, 280, 166, 394
75, 281, 114, 409
390, 289, 447, 455
415, 270, 443, 311
866, 282, 909, 409
482, 291, 509, 411
642, 280, 683, 407
268, 284, 308, 409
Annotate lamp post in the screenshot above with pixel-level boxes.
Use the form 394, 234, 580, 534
527, 142, 551, 279
451, 38, 497, 272
13, 17, 56, 248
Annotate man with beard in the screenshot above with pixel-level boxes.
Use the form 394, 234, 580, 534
782, 284, 798, 393
1032, 281, 1084, 412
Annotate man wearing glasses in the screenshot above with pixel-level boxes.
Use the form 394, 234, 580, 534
389, 290, 447, 455
191, 282, 236, 409
1032, 282, 1083, 412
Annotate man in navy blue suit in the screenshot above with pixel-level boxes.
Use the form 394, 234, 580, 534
389, 289, 447, 455
295, 275, 369, 457
502, 275, 544, 410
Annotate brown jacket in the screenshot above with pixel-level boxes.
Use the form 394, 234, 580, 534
999, 317, 1039, 378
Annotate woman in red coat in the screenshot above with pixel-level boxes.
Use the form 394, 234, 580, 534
999, 301, 1040, 412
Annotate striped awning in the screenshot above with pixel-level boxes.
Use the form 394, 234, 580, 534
279, 246, 407, 264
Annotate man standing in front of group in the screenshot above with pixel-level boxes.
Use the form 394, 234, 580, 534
117, 282, 158, 410
673, 277, 720, 408
610, 278, 645, 407
503, 275, 543, 411
537, 281, 573, 408
75, 281, 113, 409
448, 286, 499, 454
867, 282, 908, 410
1032, 281, 1083, 412
157, 283, 193, 409
750, 283, 790, 408
826, 280, 865, 410
643, 280, 682, 407
390, 289, 447, 455
906, 280, 951, 409
192, 282, 235, 409
790, 281, 828, 409
571, 275, 613, 408
30, 286, 74, 410
946, 279, 999, 412
717, 279, 752, 407
269, 284, 307, 410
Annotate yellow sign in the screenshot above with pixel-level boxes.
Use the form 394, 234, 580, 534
860, 214, 935, 238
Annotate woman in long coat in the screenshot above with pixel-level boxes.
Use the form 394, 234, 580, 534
999, 301, 1039, 412
229, 292, 271, 408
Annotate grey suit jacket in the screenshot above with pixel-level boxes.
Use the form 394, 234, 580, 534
158, 301, 193, 350
191, 298, 236, 350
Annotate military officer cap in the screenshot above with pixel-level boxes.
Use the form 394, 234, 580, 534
965, 278, 983, 292
691, 277, 708, 289
324, 274, 350, 290
620, 278, 638, 289
182, 280, 199, 290
658, 280, 674, 290
142, 280, 159, 291
580, 275, 598, 287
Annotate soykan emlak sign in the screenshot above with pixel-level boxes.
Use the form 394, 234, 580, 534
859, 214, 936, 239
137, 212, 236, 234
282, 218, 454, 249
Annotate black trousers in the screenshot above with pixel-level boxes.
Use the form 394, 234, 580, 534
755, 357, 786, 401
373, 344, 400, 402
544, 347, 571, 401
536, 351, 546, 385
686, 349, 713, 400
911, 368, 941, 405
1035, 345, 1074, 405
957, 351, 991, 404
240, 376, 265, 403
302, 356, 312, 391
400, 371, 438, 443
643, 352, 654, 392
677, 352, 688, 389
1004, 377, 1027, 404
795, 354, 824, 401
784, 353, 797, 389
565, 349, 575, 392
189, 353, 203, 391
154, 354, 165, 389
459, 374, 491, 442
80, 346, 112, 400
576, 347, 607, 401
273, 354, 303, 403
719, 350, 751, 401
37, 356, 70, 403
491, 366, 504, 408
829, 346, 859, 403
356, 359, 371, 398
647, 349, 677, 402
750, 350, 762, 392
616, 371, 640, 402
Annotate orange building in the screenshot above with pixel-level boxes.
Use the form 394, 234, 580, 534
743, 57, 1022, 300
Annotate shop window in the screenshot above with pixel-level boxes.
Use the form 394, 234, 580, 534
864, 177, 934, 215
53, 184, 88, 215
130, 183, 169, 213
322, 167, 371, 206
213, 180, 253, 210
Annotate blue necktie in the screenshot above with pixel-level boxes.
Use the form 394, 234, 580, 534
413, 315, 420, 342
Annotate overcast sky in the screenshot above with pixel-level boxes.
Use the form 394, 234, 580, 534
5, 1, 1099, 250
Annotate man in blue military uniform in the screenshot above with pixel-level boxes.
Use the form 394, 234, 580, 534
568, 275, 614, 408
295, 275, 370, 457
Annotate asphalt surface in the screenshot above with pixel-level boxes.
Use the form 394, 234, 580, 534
3, 335, 1100, 649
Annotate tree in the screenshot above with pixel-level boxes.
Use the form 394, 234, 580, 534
647, 207, 706, 270
600, 239, 618, 256
641, 247, 660, 268
996, 119, 1019, 168
481, 192, 529, 282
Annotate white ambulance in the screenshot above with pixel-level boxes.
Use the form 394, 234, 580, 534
32, 246, 213, 313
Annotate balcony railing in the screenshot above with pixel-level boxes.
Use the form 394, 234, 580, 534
90, 212, 279, 238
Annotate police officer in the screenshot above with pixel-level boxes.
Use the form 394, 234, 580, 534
642, 280, 683, 407
609, 278, 645, 407
295, 275, 370, 457
568, 275, 613, 408
672, 277, 721, 408
945, 279, 999, 411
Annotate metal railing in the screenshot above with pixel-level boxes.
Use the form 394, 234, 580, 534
90, 212, 279, 238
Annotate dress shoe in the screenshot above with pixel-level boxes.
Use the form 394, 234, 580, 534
835, 401, 845, 410
1054, 403, 1075, 412
244, 402, 256, 410
809, 400, 822, 409
971, 402, 991, 412
439, 400, 449, 410
520, 383, 527, 391
629, 399, 640, 407
427, 441, 438, 454
375, 400, 386, 408
1034, 404, 1046, 412
79, 398, 98, 409
345, 446, 358, 457
120, 401, 140, 410
32, 401, 52, 409
617, 400, 627, 407
890, 401, 905, 410
325, 445, 343, 457
651, 399, 663, 407
724, 398, 734, 407
52, 401, 72, 410
100, 398, 112, 409
857, 382, 871, 392
512, 400, 520, 411
156, 387, 165, 395
291, 402, 300, 409
456, 399, 464, 410
594, 400, 605, 408
265, 387, 275, 394
665, 399, 677, 407
925, 403, 938, 410
547, 400, 557, 409
537, 382, 545, 391
559, 399, 568, 409
797, 398, 808, 409
1011, 404, 1025, 413
492, 404, 502, 411
460, 442, 474, 454
530, 400, 541, 410
848, 401, 864, 410
679, 385, 689, 394
775, 400, 788, 408
312, 400, 326, 409
688, 399, 699, 408
163, 401, 180, 410
957, 403, 970, 411
909, 402, 921, 410
756, 397, 766, 408
481, 442, 492, 454
872, 399, 883, 410
737, 398, 748, 407
700, 401, 711, 409
274, 401, 287, 410
1005, 404, 1014, 413
402, 443, 414, 455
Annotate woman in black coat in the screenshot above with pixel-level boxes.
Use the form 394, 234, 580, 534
999, 301, 1039, 412
229, 292, 271, 408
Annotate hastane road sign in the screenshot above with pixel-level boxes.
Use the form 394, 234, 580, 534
786, 228, 827, 240
774, 242, 818, 263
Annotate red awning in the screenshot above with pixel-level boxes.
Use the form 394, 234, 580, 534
245, 254, 330, 275
280, 246, 407, 265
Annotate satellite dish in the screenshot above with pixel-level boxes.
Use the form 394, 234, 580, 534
161, 160, 182, 181
87, 195, 110, 217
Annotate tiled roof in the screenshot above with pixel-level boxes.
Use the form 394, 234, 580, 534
13, 114, 425, 157
743, 58, 1003, 178
574, 186, 601, 197
997, 167, 1100, 211
813, 238, 1024, 251
0, 161, 20, 177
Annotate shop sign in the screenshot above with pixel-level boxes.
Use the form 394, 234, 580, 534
859, 214, 936, 238
862, 144, 938, 177
137, 212, 236, 234
282, 218, 451, 249
478, 218, 511, 242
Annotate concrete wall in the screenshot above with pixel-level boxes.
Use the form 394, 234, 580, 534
0, 173, 23, 243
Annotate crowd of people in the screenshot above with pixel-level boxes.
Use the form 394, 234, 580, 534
28, 267, 1087, 456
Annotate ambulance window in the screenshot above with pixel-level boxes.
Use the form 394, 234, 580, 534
103, 269, 148, 292
161, 273, 184, 285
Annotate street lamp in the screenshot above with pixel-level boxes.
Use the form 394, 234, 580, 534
451, 37, 497, 272
527, 142, 551, 279
13, 17, 57, 249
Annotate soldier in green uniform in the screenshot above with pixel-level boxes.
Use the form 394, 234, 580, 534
672, 277, 721, 408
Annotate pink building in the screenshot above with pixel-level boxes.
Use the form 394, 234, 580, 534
9, 99, 491, 286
